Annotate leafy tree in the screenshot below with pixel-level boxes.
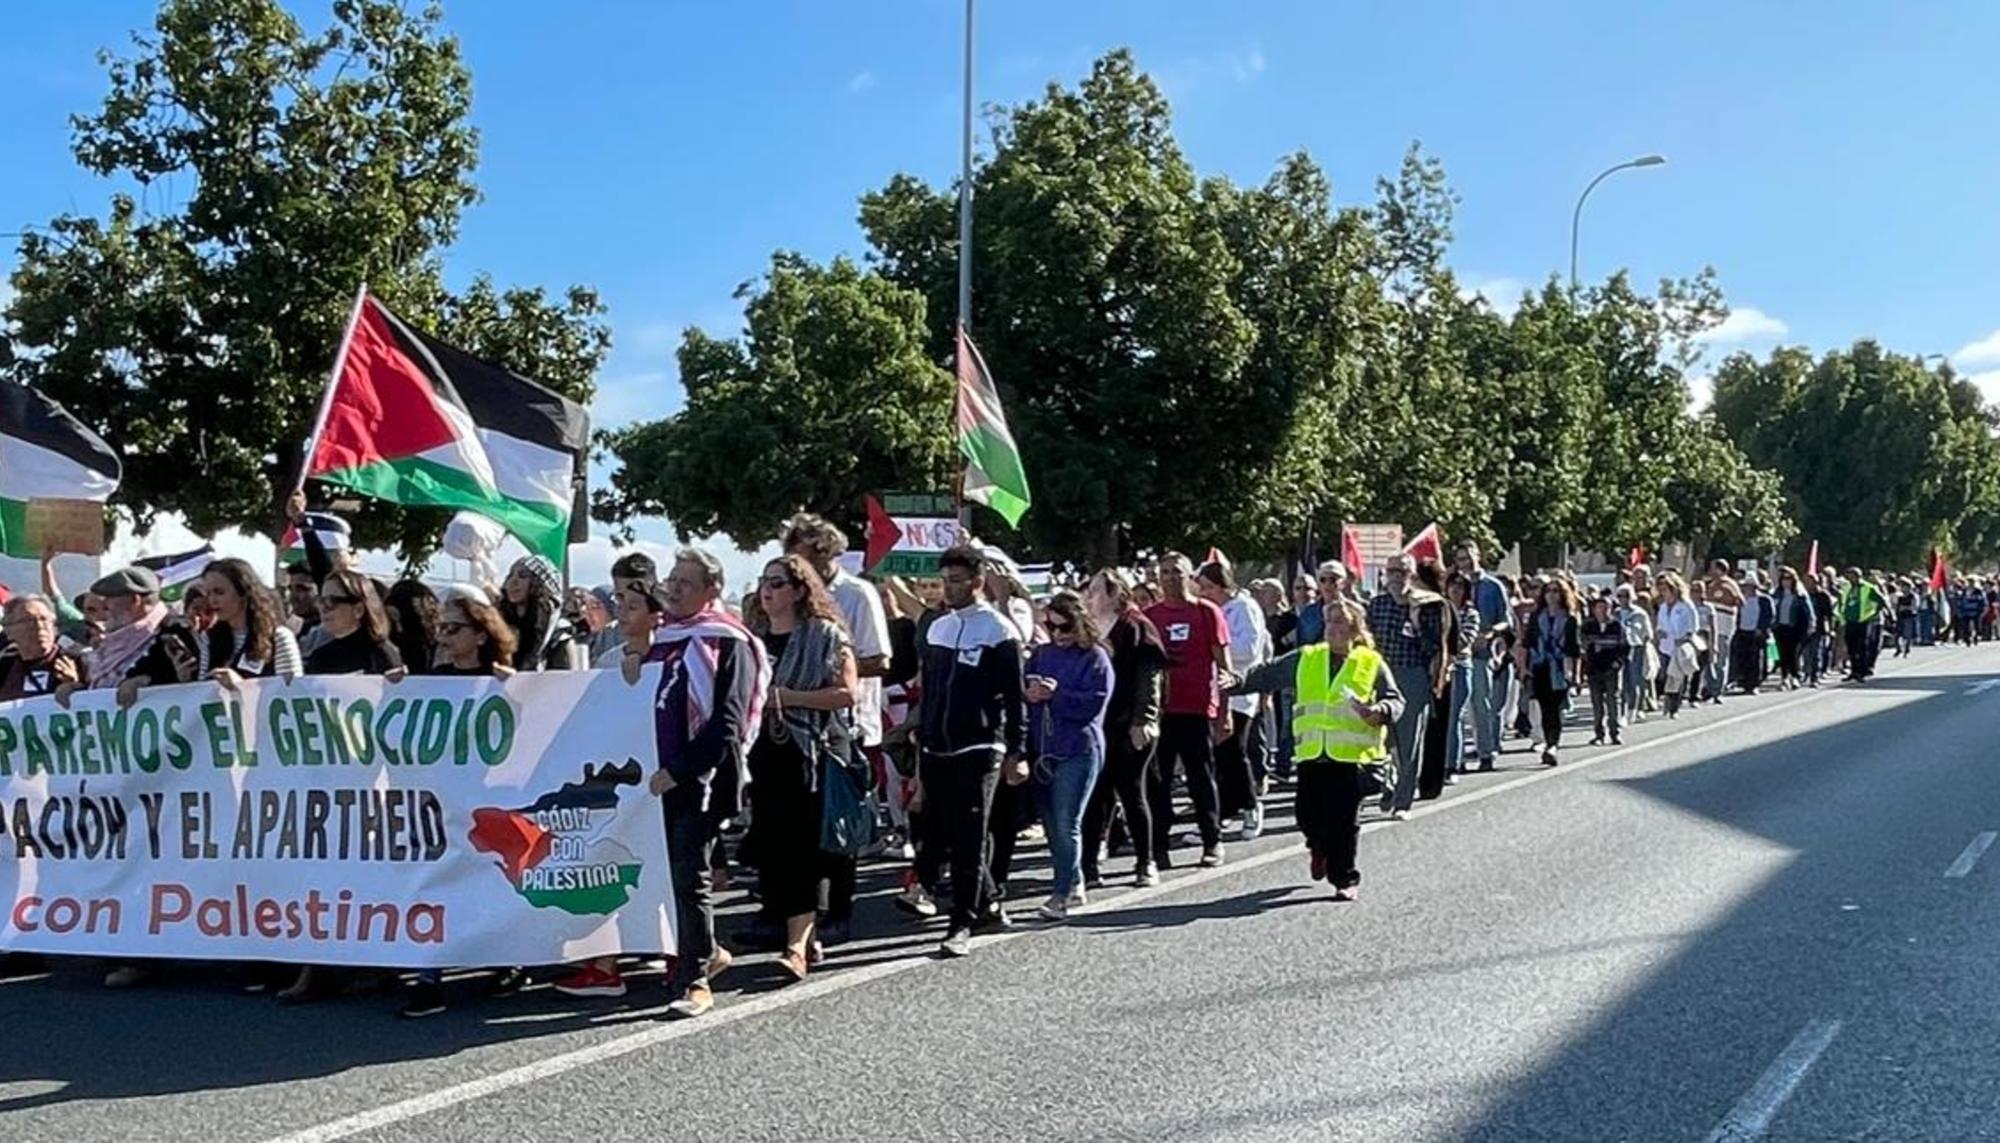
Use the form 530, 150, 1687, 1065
593, 254, 955, 545
861, 50, 1261, 563
0, 0, 607, 561
1713, 341, 2000, 568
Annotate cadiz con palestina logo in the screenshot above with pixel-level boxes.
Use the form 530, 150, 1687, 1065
467, 760, 645, 915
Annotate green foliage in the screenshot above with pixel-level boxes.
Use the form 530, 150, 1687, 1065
0, 0, 607, 563
1713, 341, 2000, 568
593, 254, 955, 545
596, 47, 1817, 569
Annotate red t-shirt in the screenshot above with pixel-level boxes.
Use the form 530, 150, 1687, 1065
1145, 599, 1227, 719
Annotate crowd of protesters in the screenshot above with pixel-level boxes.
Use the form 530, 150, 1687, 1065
2, 503, 1996, 1021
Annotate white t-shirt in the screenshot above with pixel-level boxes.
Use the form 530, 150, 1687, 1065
1220, 593, 1272, 717
829, 567, 892, 747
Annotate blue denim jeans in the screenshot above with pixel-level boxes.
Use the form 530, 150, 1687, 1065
1444, 660, 1472, 773
1469, 654, 1508, 760
1622, 652, 1649, 715
1036, 749, 1103, 897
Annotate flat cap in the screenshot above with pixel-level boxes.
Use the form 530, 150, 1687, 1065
90, 566, 163, 598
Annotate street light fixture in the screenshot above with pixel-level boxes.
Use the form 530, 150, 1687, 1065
1570, 154, 1666, 294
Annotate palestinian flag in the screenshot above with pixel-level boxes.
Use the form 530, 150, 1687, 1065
955, 327, 1030, 528
0, 379, 121, 557
302, 290, 589, 562
136, 544, 215, 603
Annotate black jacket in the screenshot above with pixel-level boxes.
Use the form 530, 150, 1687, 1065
649, 634, 756, 818
1580, 617, 1629, 676
917, 603, 1026, 759
128, 615, 202, 686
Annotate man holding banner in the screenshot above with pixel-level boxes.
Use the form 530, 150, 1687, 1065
627, 548, 768, 1020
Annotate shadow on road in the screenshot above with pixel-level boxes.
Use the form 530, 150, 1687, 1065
1457, 668, 2000, 1141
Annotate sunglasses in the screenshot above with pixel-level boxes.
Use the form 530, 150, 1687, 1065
1046, 619, 1075, 634
760, 576, 796, 590
438, 620, 469, 635
320, 594, 358, 607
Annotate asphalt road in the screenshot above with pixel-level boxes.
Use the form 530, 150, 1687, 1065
6, 642, 2000, 1142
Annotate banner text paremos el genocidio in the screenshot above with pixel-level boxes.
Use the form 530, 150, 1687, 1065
0, 671, 676, 966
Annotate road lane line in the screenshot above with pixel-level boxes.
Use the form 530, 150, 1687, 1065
1944, 831, 1996, 878
1700, 1018, 1842, 1142
268, 652, 1969, 1142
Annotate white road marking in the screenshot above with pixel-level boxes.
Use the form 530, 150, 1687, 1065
269, 651, 1967, 1143
1964, 678, 2000, 696
1944, 831, 1996, 878
1700, 1018, 1842, 1142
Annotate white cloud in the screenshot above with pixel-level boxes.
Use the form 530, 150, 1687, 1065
1695, 306, 1788, 345
846, 70, 877, 95
1686, 373, 1715, 413
1459, 276, 1526, 318
1965, 369, 2000, 408
1952, 329, 2000, 370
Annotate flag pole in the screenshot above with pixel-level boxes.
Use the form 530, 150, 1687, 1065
954, 0, 975, 534
294, 281, 369, 496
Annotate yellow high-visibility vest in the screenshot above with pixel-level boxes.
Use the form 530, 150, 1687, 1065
1292, 644, 1389, 765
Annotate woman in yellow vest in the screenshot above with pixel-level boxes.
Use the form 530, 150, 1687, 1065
1228, 597, 1404, 899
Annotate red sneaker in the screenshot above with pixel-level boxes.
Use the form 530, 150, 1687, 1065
552, 963, 627, 998
1309, 853, 1327, 882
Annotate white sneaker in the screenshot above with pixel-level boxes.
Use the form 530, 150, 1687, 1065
1390, 808, 1411, 822
894, 884, 939, 918
939, 928, 972, 957
1066, 887, 1087, 907
1036, 895, 1069, 921
1240, 805, 1265, 841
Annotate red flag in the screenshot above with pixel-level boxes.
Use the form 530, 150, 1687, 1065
862, 494, 899, 572
1402, 522, 1442, 564
1929, 548, 1948, 592
1805, 540, 1820, 580
1627, 544, 1648, 569
1341, 525, 1365, 579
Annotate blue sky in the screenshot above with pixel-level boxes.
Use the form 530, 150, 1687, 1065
4, 0, 2000, 582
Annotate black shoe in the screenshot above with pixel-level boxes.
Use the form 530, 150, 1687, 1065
486, 967, 528, 998
817, 918, 852, 948
1477, 757, 1494, 772
399, 981, 447, 1019
973, 907, 1012, 934
1611, 734, 1623, 746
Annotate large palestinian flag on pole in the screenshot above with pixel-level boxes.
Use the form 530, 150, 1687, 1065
301, 289, 589, 563
955, 327, 1031, 527
0, 379, 121, 558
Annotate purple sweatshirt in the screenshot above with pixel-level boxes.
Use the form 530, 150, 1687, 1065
1026, 642, 1113, 760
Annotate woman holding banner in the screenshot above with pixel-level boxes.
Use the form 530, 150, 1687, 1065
395, 587, 518, 1018
302, 570, 403, 677
195, 558, 303, 685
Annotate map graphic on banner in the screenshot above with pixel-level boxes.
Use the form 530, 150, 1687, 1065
470, 760, 645, 915
0, 670, 675, 967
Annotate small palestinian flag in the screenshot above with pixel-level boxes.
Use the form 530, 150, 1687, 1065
0, 379, 120, 557
136, 544, 215, 603
278, 511, 352, 563
955, 327, 1030, 528
302, 289, 589, 562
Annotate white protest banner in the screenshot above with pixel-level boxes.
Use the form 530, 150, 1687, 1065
0, 668, 675, 967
